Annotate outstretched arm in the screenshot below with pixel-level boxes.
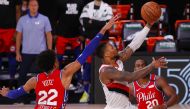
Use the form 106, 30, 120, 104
100, 57, 167, 84
153, 77, 178, 109
0, 77, 37, 99
119, 23, 152, 62
61, 15, 120, 89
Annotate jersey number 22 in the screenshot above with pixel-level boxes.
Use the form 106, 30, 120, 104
38, 89, 58, 106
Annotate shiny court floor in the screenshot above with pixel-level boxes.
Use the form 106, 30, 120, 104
0, 104, 190, 109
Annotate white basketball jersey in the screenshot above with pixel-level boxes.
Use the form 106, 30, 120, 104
99, 60, 137, 109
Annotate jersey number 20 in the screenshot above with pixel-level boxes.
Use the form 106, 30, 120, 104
38, 89, 58, 106
146, 99, 159, 109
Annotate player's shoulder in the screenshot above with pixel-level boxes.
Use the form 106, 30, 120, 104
28, 77, 38, 86
99, 64, 113, 73
155, 75, 164, 81
155, 75, 167, 86
30, 77, 37, 82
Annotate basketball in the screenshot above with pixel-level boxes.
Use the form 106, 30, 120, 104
141, 1, 161, 24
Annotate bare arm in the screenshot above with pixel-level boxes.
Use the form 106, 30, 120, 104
61, 61, 81, 89
16, 32, 22, 62
46, 31, 53, 50
154, 77, 178, 108
16, 32, 22, 54
100, 57, 167, 84
16, 5, 21, 22
118, 46, 133, 62
61, 15, 119, 89
100, 63, 154, 83
0, 77, 37, 98
23, 77, 37, 92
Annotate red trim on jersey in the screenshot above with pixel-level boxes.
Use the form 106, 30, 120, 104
107, 83, 130, 97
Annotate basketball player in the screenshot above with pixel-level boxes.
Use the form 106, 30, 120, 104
129, 59, 178, 109
0, 15, 119, 109
96, 22, 168, 109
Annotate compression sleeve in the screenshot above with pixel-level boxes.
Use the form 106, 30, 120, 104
77, 33, 104, 65
6, 86, 27, 99
128, 26, 150, 52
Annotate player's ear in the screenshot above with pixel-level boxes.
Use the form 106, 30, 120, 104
54, 58, 59, 69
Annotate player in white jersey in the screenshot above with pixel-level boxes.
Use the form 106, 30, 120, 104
96, 23, 168, 109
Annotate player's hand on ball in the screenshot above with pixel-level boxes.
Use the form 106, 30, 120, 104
152, 57, 168, 68
0, 86, 10, 97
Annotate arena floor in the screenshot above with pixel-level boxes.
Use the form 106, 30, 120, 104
0, 104, 190, 109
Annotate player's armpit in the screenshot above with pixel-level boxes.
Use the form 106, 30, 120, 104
23, 77, 37, 92
118, 46, 133, 62
156, 76, 178, 107
129, 83, 135, 97
129, 83, 137, 103
61, 61, 81, 89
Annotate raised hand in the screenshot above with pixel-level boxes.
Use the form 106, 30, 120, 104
100, 15, 120, 34
152, 57, 168, 69
0, 86, 9, 97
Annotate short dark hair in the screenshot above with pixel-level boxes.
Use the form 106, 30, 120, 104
96, 42, 107, 58
37, 50, 56, 73
136, 58, 148, 66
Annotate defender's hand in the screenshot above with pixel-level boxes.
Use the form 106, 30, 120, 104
100, 15, 120, 34
0, 86, 10, 97
152, 57, 168, 69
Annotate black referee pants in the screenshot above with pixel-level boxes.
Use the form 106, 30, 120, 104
18, 54, 39, 86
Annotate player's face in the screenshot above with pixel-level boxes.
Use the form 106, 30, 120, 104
134, 60, 146, 71
104, 42, 118, 58
28, 1, 39, 14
